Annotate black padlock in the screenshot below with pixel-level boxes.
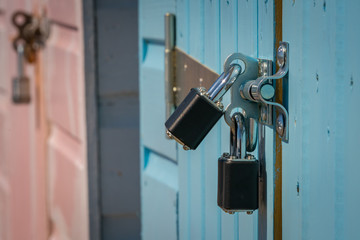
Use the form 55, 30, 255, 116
165, 64, 241, 150
217, 113, 259, 213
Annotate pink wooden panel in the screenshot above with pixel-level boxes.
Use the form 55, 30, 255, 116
0, 0, 49, 239
0, 105, 9, 240
48, 125, 88, 240
47, 0, 78, 28
0, 175, 10, 240
0, 7, 8, 91
0, 0, 5, 10
45, 1, 88, 239
0, 0, 87, 239
44, 24, 83, 140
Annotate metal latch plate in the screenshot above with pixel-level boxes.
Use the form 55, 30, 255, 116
174, 48, 219, 105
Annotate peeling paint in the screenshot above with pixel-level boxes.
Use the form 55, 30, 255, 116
296, 181, 300, 196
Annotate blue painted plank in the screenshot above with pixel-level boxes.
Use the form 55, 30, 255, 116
203, 1, 222, 240
142, 151, 178, 240
341, 2, 360, 239
187, 1, 205, 238
282, 1, 304, 239
177, 1, 206, 239
219, 1, 240, 239
140, 0, 176, 40
140, 42, 177, 159
176, 1, 190, 239
281, 0, 360, 239
304, 1, 335, 239
139, 1, 179, 240
176, 1, 192, 239
237, 0, 260, 239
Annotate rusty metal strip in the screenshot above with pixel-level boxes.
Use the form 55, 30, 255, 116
274, 0, 283, 239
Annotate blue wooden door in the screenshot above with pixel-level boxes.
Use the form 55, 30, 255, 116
139, 1, 276, 239
282, 1, 360, 239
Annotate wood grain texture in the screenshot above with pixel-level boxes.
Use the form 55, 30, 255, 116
139, 0, 178, 239
274, 0, 282, 239
282, 0, 360, 239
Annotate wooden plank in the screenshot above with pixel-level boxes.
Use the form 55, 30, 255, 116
140, 42, 177, 159
177, 1, 205, 239
96, 0, 139, 96
48, 0, 80, 28
47, 125, 89, 240
282, 0, 350, 239
176, 0, 190, 239
340, 2, 360, 239
237, 0, 259, 239
82, 0, 101, 238
45, 24, 83, 140
219, 0, 241, 238
142, 151, 178, 240
139, 1, 178, 239
203, 1, 222, 239
187, 0, 204, 239
140, 0, 176, 40
282, 1, 303, 239
274, 0, 282, 239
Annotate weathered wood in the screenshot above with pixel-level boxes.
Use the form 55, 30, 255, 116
83, 0, 101, 239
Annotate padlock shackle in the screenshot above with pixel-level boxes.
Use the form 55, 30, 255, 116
207, 64, 241, 102
230, 112, 246, 158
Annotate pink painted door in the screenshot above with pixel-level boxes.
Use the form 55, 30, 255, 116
0, 0, 88, 239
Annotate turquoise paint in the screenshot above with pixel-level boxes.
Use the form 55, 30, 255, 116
140, 0, 276, 239
283, 0, 360, 239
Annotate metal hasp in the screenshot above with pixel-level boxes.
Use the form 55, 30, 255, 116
165, 13, 220, 120
12, 11, 50, 63
238, 42, 290, 142
11, 11, 50, 104
223, 42, 289, 142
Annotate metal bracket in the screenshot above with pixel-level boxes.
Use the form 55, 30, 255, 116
165, 13, 219, 119
223, 55, 273, 128
226, 42, 290, 142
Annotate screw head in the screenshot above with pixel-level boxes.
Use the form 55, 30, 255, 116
246, 154, 255, 160
215, 101, 224, 110
276, 114, 285, 137
277, 45, 286, 68
166, 130, 173, 139
246, 211, 253, 215
222, 152, 230, 158
183, 145, 190, 151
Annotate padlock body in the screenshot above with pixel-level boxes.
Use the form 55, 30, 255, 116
218, 157, 259, 211
12, 76, 30, 103
165, 88, 223, 150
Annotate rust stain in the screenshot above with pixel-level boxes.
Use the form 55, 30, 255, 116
35, 50, 51, 238
274, 0, 283, 239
